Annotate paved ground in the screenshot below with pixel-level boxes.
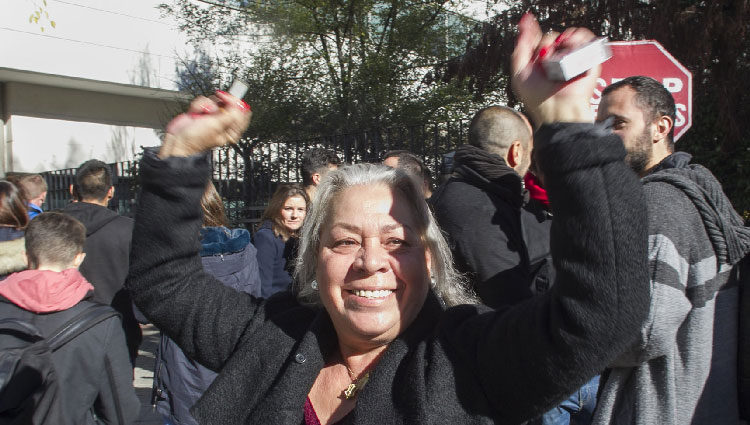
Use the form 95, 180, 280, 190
134, 324, 163, 424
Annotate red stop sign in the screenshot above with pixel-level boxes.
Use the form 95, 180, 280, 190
590, 41, 692, 141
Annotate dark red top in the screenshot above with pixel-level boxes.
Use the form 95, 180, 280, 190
304, 396, 321, 425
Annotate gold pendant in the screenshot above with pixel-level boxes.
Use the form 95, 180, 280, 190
343, 383, 358, 400
342, 372, 370, 400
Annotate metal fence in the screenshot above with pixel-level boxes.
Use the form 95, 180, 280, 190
43, 161, 140, 216
41, 119, 469, 229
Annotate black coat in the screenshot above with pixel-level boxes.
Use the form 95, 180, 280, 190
126, 122, 649, 424
253, 220, 296, 298
0, 297, 140, 424
61, 201, 141, 363
431, 145, 553, 308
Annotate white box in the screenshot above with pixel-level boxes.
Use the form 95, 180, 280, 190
543, 38, 612, 81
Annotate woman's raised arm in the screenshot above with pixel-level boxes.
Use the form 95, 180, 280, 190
125, 93, 260, 371
440, 15, 649, 422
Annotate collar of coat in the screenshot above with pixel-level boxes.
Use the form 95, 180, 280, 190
452, 144, 525, 209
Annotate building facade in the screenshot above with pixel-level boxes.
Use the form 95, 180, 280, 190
0, 0, 192, 174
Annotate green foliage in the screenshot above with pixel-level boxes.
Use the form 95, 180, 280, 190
160, 0, 494, 142
163, 0, 750, 216
442, 0, 750, 216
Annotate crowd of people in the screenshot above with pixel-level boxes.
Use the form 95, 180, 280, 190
0, 14, 748, 425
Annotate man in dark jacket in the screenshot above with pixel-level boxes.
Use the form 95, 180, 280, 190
61, 159, 141, 365
432, 106, 598, 424
0, 212, 138, 424
431, 105, 552, 308
593, 76, 750, 424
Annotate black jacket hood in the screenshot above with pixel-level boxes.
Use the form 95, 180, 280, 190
452, 144, 525, 208
62, 202, 120, 237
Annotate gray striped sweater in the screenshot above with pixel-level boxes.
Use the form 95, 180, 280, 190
593, 153, 750, 424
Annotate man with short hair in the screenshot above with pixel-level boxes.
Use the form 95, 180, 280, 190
593, 76, 750, 424
300, 148, 340, 201
61, 159, 142, 365
432, 106, 595, 424
381, 149, 410, 169
11, 173, 47, 219
431, 105, 552, 308
382, 150, 433, 199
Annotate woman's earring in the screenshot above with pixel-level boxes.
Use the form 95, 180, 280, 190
310, 280, 319, 290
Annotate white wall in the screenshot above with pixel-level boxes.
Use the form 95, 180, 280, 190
0, 0, 193, 173
0, 0, 189, 90
10, 116, 160, 172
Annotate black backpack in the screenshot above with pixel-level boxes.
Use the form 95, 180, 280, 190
0, 304, 119, 425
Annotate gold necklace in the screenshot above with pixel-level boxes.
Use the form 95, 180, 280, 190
342, 365, 370, 400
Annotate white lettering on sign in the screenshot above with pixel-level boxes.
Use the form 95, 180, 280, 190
590, 78, 607, 105
663, 78, 683, 93
675, 104, 686, 127
589, 77, 689, 123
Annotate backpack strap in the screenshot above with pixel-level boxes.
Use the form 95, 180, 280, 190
0, 319, 45, 342
46, 304, 120, 351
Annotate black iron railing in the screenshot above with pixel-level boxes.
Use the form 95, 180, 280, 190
40, 119, 468, 229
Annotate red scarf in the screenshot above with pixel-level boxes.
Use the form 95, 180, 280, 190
524, 172, 549, 208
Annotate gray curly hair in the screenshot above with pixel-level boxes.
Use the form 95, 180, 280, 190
293, 163, 477, 307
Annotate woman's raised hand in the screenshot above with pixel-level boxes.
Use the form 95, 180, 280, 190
159, 91, 252, 158
511, 13, 600, 126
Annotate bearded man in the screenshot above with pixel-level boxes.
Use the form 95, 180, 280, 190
594, 76, 750, 424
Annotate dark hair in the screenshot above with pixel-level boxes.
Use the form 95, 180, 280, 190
260, 184, 309, 241
74, 159, 112, 201
468, 105, 532, 157
25, 212, 85, 269
383, 150, 412, 162
201, 182, 229, 228
0, 180, 30, 230
385, 151, 432, 194
300, 148, 340, 187
601, 76, 676, 149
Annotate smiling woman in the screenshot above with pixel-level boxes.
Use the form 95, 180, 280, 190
254, 184, 309, 297
293, 165, 476, 422
126, 17, 651, 425
295, 164, 472, 312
